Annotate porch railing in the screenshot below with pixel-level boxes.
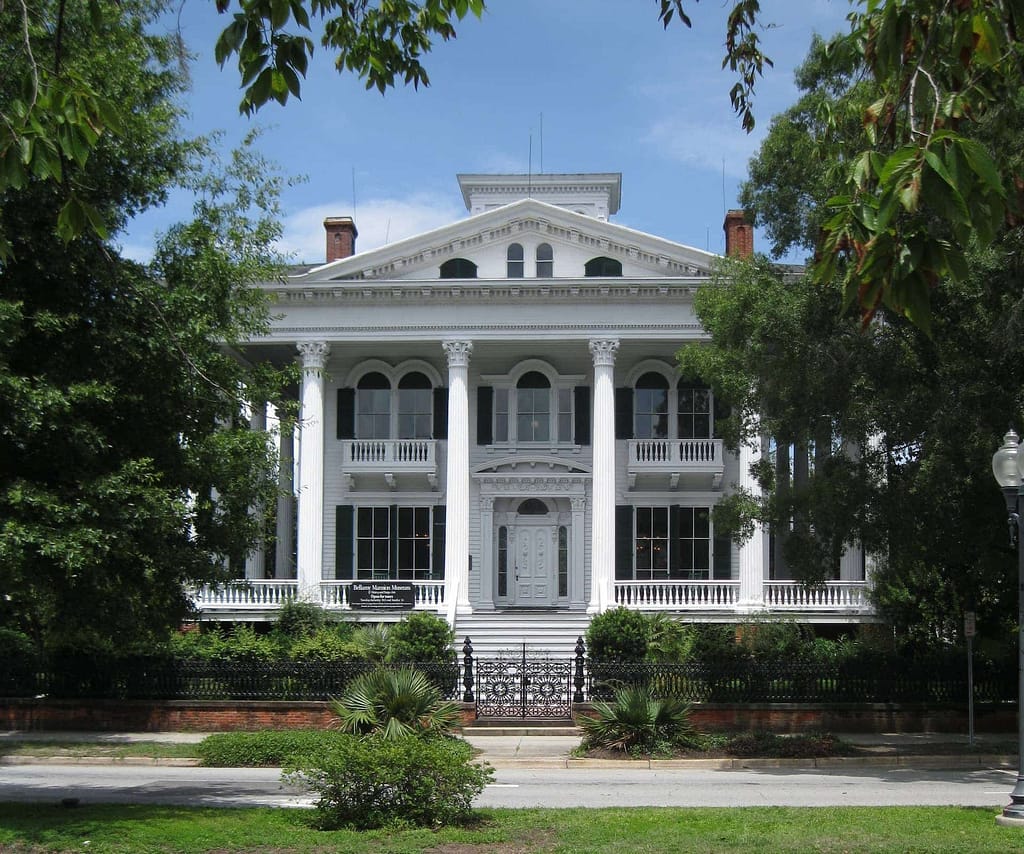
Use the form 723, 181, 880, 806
343, 439, 436, 469
193, 579, 446, 611
614, 580, 740, 609
763, 581, 871, 609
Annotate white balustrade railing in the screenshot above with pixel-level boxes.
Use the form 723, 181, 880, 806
763, 581, 871, 609
319, 580, 446, 609
192, 580, 299, 609
193, 580, 446, 612
344, 439, 436, 468
615, 580, 740, 609
628, 438, 723, 468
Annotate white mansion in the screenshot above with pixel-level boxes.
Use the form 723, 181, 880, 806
197, 172, 873, 653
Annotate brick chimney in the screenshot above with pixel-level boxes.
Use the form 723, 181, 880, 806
324, 216, 358, 262
723, 210, 753, 259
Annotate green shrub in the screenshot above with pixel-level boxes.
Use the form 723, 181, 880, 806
585, 607, 649, 662
724, 731, 848, 759
386, 612, 455, 663
288, 626, 360, 661
689, 623, 748, 665
577, 685, 699, 754
645, 614, 696, 663
198, 730, 351, 767
284, 734, 493, 829
275, 600, 330, 638
331, 666, 461, 739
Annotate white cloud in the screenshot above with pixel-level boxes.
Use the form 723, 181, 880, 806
642, 118, 766, 178
280, 194, 465, 264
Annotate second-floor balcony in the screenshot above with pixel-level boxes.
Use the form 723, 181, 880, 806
626, 438, 724, 489
343, 439, 437, 489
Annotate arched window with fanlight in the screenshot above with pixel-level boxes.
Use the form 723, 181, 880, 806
535, 243, 553, 277
678, 378, 711, 439
634, 372, 669, 439
397, 371, 433, 439
506, 243, 524, 277
356, 372, 391, 439
516, 371, 551, 442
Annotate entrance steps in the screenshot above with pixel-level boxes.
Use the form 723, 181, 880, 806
461, 723, 581, 736
453, 610, 591, 658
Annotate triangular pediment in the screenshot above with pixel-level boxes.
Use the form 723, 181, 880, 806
291, 198, 717, 284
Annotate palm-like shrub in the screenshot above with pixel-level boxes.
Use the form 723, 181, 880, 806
331, 666, 461, 739
345, 624, 391, 662
578, 686, 699, 753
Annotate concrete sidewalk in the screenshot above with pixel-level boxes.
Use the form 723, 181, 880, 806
0, 729, 1017, 770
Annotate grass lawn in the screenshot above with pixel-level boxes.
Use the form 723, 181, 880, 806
0, 742, 199, 760
0, 804, 1021, 853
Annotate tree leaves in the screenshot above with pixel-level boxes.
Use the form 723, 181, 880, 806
815, 1, 1023, 330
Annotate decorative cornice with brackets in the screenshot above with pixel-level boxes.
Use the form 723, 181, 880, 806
266, 279, 705, 306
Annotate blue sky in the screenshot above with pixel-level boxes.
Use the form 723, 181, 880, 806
122, 1, 853, 265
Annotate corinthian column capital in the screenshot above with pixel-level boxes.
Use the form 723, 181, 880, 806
589, 338, 619, 367
297, 341, 330, 372
443, 339, 473, 367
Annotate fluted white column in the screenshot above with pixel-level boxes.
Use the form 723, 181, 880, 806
443, 340, 473, 617
738, 429, 767, 608
589, 339, 618, 613
570, 496, 586, 608
296, 341, 329, 600
274, 407, 295, 579
244, 401, 268, 579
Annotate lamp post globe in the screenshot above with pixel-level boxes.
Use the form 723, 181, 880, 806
992, 428, 1024, 827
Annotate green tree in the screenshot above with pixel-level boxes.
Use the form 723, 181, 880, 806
0, 1, 294, 653
683, 40, 1023, 643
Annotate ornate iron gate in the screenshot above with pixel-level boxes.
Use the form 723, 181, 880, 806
475, 645, 573, 719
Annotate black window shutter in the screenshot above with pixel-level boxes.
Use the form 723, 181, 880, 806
615, 505, 634, 580
713, 535, 732, 579
433, 387, 449, 439
432, 505, 446, 579
336, 505, 354, 579
614, 387, 633, 440
574, 386, 591, 446
477, 386, 493, 445
337, 388, 355, 440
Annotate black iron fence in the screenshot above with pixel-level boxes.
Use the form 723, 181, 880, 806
0, 657, 461, 702
586, 659, 1015, 704
0, 638, 1014, 705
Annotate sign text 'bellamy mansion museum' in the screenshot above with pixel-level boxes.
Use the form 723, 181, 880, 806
195, 172, 873, 654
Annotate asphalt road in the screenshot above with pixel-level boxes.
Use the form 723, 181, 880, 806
0, 764, 1013, 810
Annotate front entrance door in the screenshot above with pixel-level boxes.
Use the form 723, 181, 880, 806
511, 522, 554, 606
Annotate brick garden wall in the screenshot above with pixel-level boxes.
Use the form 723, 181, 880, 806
0, 698, 1013, 733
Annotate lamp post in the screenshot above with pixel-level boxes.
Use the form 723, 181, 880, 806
991, 428, 1024, 826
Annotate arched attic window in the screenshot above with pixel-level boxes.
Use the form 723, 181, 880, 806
535, 243, 553, 277
356, 372, 391, 439
439, 258, 477, 278
506, 243, 524, 278
397, 371, 433, 439
584, 256, 622, 277
634, 372, 669, 440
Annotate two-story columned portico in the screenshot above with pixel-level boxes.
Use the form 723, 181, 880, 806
196, 173, 874, 653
